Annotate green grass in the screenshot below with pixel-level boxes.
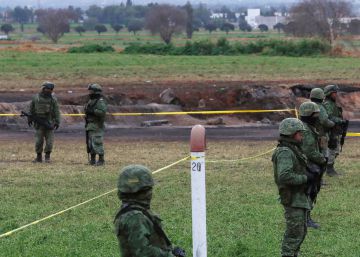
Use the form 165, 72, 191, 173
0, 139, 360, 256
0, 51, 360, 90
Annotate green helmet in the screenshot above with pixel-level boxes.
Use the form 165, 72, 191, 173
299, 101, 320, 117
310, 88, 325, 100
88, 83, 102, 94
279, 118, 306, 136
324, 84, 339, 96
118, 165, 154, 193
41, 81, 55, 90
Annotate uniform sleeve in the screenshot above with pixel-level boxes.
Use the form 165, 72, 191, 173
29, 96, 36, 116
94, 99, 107, 118
323, 101, 342, 123
319, 106, 335, 129
301, 130, 326, 165
276, 150, 307, 185
53, 99, 61, 125
126, 213, 174, 257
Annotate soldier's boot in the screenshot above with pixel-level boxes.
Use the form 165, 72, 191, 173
307, 213, 320, 229
327, 164, 339, 177
32, 153, 42, 163
89, 154, 96, 165
44, 152, 51, 163
96, 154, 105, 166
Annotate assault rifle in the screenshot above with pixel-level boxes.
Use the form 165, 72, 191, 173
306, 162, 323, 201
21, 111, 54, 130
340, 120, 349, 152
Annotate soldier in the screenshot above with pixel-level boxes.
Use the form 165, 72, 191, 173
84, 84, 107, 166
323, 85, 347, 176
29, 82, 60, 163
310, 88, 335, 171
299, 101, 327, 229
272, 118, 313, 257
114, 165, 186, 257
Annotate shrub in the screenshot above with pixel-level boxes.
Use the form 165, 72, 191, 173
68, 44, 115, 53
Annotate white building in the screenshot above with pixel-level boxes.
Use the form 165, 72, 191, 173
246, 8, 286, 29
245, 9, 261, 27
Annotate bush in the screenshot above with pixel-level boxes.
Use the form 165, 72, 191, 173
68, 44, 115, 53
123, 38, 331, 57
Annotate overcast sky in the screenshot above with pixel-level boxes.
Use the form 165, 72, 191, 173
0, 0, 359, 8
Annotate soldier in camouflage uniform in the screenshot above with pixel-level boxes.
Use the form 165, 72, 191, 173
84, 84, 107, 166
272, 118, 313, 257
323, 85, 347, 176
29, 82, 60, 163
299, 101, 327, 229
114, 165, 186, 257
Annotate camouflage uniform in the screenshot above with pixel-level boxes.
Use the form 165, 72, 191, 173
323, 85, 345, 175
29, 82, 60, 162
84, 84, 107, 165
272, 118, 311, 257
114, 165, 185, 257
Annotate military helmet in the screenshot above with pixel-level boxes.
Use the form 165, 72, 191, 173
310, 88, 325, 100
299, 101, 320, 117
88, 83, 102, 94
279, 118, 306, 136
118, 165, 154, 193
324, 84, 339, 96
41, 81, 55, 90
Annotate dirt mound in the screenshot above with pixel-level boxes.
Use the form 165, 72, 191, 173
0, 43, 67, 53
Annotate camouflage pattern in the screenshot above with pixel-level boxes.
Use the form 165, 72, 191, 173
299, 102, 320, 117
84, 91, 107, 155
310, 88, 325, 101
324, 84, 339, 97
301, 123, 326, 166
30, 92, 60, 154
279, 118, 306, 136
41, 81, 55, 90
272, 129, 311, 257
88, 83, 102, 94
115, 165, 175, 257
313, 102, 335, 155
118, 165, 154, 193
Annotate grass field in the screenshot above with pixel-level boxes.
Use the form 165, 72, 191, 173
1, 51, 360, 90
0, 138, 359, 257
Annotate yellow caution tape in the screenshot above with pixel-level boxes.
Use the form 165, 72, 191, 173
207, 148, 276, 163
347, 132, 360, 137
0, 156, 190, 239
0, 109, 297, 117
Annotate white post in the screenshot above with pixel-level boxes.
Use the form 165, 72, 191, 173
190, 125, 207, 257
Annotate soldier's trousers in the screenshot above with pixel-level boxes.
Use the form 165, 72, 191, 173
328, 136, 341, 165
282, 207, 308, 257
35, 127, 54, 154
87, 130, 104, 155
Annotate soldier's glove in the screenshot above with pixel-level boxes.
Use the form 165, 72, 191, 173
305, 171, 315, 184
172, 247, 186, 257
53, 124, 59, 130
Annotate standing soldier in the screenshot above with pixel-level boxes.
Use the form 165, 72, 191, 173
29, 82, 60, 163
323, 85, 347, 176
272, 118, 313, 257
84, 84, 107, 166
299, 102, 327, 229
310, 88, 335, 177
114, 165, 186, 257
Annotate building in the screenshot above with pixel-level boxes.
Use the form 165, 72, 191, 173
246, 9, 261, 27
245, 8, 286, 30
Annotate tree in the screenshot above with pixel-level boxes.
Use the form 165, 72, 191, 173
127, 19, 144, 35
111, 23, 124, 34
36, 9, 72, 43
145, 5, 187, 44
86, 5, 103, 21
204, 22, 217, 33
12, 6, 33, 31
239, 17, 252, 32
349, 19, 360, 35
288, 0, 352, 46
274, 22, 285, 33
94, 24, 107, 35
74, 25, 86, 36
183, 2, 194, 39
83, 18, 98, 31
193, 3, 211, 27
258, 24, 269, 32
126, 0, 133, 7
220, 22, 235, 34
0, 24, 14, 35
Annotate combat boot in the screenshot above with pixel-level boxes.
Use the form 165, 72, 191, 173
307, 214, 320, 229
45, 152, 51, 163
96, 154, 105, 166
327, 164, 339, 177
89, 154, 96, 165
32, 153, 42, 163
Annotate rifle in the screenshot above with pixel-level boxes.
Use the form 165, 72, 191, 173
21, 111, 54, 130
85, 117, 91, 162
306, 163, 322, 202
340, 120, 349, 152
